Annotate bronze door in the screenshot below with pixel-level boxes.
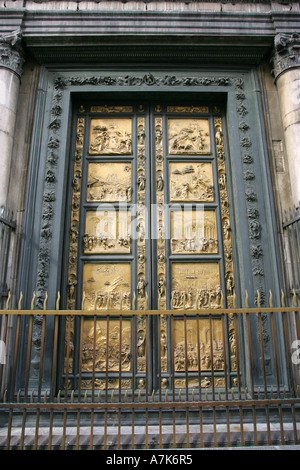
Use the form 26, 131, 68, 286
65, 102, 236, 392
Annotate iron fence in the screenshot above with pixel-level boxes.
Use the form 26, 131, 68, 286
0, 299, 299, 450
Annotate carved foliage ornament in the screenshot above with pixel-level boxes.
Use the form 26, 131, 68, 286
0, 29, 24, 78
272, 32, 300, 81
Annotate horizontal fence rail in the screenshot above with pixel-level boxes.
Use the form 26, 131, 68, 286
0, 301, 300, 450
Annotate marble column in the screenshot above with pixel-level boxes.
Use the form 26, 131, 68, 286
0, 29, 24, 208
272, 32, 300, 207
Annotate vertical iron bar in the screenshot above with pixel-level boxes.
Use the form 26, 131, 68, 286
171, 314, 176, 448
270, 310, 285, 444
184, 314, 188, 400
258, 312, 272, 444
132, 314, 136, 449
34, 313, 46, 450
20, 313, 34, 450
90, 313, 97, 450
62, 315, 72, 450
105, 313, 109, 402
246, 311, 257, 445
6, 313, 21, 449
209, 313, 215, 401
145, 314, 149, 450
48, 313, 59, 450
76, 314, 84, 450
196, 314, 202, 400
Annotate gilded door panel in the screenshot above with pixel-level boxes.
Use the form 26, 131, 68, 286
170, 209, 218, 254
173, 317, 224, 371
169, 161, 214, 202
84, 210, 131, 254
82, 262, 131, 311
81, 318, 132, 372
89, 117, 132, 155
168, 118, 211, 154
171, 262, 221, 310
86, 162, 132, 202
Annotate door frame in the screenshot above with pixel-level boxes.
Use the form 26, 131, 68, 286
17, 69, 286, 392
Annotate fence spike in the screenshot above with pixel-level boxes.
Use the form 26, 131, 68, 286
293, 288, 297, 307
56, 291, 60, 310
205, 388, 208, 400
17, 390, 21, 403
271, 386, 274, 398
165, 389, 168, 401
44, 390, 48, 403
179, 389, 182, 401
297, 385, 299, 398
269, 290, 273, 308
218, 388, 221, 400
158, 292, 161, 310
257, 387, 260, 398
71, 390, 74, 403
97, 390, 101, 402
5, 291, 11, 310
94, 291, 98, 310
125, 390, 128, 402
84, 390, 88, 403
30, 292, 36, 310
196, 293, 199, 310
245, 387, 248, 399
245, 290, 249, 308
231, 388, 235, 400
192, 389, 195, 401
145, 291, 148, 310
82, 291, 86, 310
57, 390, 61, 403
120, 293, 123, 311
3, 390, 7, 403
220, 291, 224, 309
152, 389, 155, 401
283, 385, 286, 398
18, 292, 23, 310
43, 292, 48, 310
138, 390, 141, 401
133, 292, 136, 310
233, 291, 236, 308
111, 390, 114, 402
30, 390, 34, 403
281, 290, 285, 307
256, 290, 260, 307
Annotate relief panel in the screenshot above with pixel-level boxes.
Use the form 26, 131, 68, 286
81, 318, 132, 372
87, 162, 132, 202
173, 317, 224, 372
82, 262, 131, 311
168, 118, 211, 155
89, 118, 132, 155
170, 209, 218, 254
84, 210, 131, 254
169, 161, 214, 202
171, 262, 221, 310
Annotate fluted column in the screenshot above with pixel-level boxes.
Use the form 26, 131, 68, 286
272, 32, 300, 207
0, 29, 24, 208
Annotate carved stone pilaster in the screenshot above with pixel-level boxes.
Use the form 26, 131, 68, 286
0, 29, 24, 78
271, 32, 300, 81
